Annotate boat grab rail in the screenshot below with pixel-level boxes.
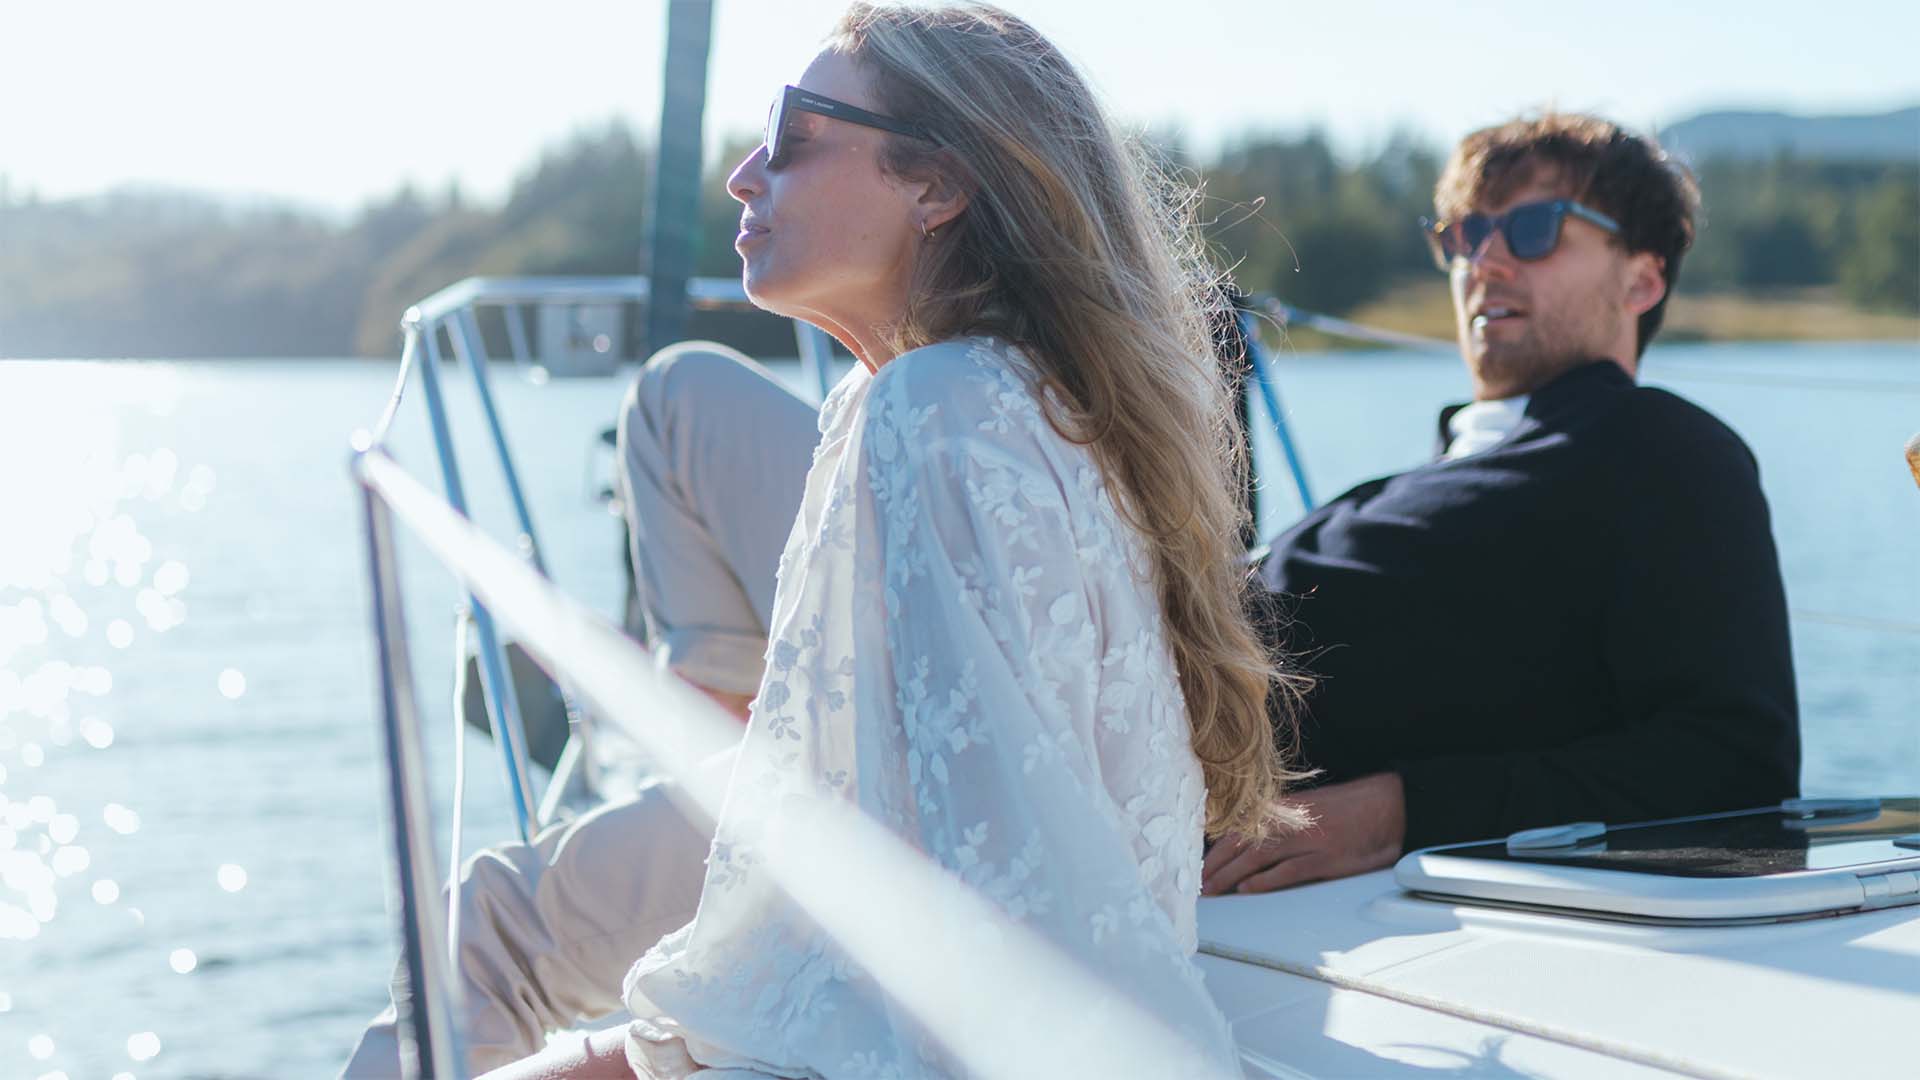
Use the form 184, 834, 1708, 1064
351, 444, 1240, 1080
366, 276, 843, 847
406, 275, 841, 402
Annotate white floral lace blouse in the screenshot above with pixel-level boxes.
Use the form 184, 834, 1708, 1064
621, 337, 1238, 1078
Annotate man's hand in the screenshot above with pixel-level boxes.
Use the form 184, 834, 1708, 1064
1201, 772, 1407, 895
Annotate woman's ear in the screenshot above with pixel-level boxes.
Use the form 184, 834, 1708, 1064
911, 160, 970, 235
1623, 252, 1667, 317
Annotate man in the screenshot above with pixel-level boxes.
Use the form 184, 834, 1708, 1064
344, 112, 1799, 1073
1201, 112, 1799, 894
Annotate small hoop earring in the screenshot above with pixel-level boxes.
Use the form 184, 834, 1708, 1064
921, 221, 938, 241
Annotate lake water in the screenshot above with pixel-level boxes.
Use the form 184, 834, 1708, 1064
2, 342, 1917, 1078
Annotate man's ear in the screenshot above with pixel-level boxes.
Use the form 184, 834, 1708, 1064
1623, 251, 1667, 317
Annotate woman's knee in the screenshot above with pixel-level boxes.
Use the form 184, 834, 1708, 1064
618, 341, 761, 456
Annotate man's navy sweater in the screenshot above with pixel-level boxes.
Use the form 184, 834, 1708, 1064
1255, 360, 1800, 851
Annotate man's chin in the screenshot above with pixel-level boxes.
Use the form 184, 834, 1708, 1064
1472, 343, 1601, 399
1468, 338, 1548, 395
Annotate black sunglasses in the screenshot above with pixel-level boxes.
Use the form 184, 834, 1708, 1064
1419, 199, 1621, 270
764, 84, 937, 170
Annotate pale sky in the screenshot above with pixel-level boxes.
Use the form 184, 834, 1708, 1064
2, 0, 1915, 213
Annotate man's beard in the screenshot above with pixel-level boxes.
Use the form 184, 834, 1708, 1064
1474, 297, 1618, 397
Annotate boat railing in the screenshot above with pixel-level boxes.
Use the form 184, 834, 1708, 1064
350, 444, 1240, 1079
407, 274, 844, 398
368, 276, 842, 846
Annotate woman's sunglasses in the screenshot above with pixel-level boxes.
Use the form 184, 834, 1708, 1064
764, 84, 937, 170
1419, 199, 1621, 270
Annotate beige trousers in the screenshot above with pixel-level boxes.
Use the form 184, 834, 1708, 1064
342, 345, 821, 1076
615, 341, 824, 694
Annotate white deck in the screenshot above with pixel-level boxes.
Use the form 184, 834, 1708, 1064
1200, 870, 1920, 1078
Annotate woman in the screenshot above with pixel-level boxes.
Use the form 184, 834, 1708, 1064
488, 4, 1307, 1077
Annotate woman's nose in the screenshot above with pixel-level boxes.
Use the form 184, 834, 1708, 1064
727, 146, 769, 204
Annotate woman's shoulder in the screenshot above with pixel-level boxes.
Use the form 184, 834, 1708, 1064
866, 336, 1047, 438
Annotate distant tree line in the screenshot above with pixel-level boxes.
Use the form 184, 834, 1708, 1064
0, 123, 1912, 359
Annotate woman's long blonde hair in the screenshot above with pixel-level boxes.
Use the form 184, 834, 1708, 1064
828, 2, 1312, 837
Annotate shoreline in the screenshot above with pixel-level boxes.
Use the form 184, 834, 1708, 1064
1263, 282, 1920, 352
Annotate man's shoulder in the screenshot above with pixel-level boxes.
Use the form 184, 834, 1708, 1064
1615, 383, 1754, 457
1577, 381, 1764, 498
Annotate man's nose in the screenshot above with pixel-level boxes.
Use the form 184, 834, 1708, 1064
727, 145, 769, 204
1463, 227, 1518, 284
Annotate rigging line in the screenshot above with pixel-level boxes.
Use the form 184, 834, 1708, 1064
1790, 609, 1920, 636
1257, 297, 1453, 352
1651, 366, 1920, 396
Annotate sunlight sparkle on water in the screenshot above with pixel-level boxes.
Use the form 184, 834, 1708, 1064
75, 666, 112, 696
153, 561, 189, 595
179, 464, 216, 512
81, 719, 115, 749
218, 669, 246, 700
103, 804, 141, 835
28, 1033, 54, 1059
48, 814, 78, 845
51, 846, 89, 877
141, 448, 178, 501
0, 902, 40, 940
0, 368, 136, 593
47, 594, 87, 637
0, 600, 50, 669
136, 588, 187, 632
107, 620, 134, 649
127, 1031, 161, 1062
93, 879, 120, 904
169, 947, 197, 974
217, 863, 248, 892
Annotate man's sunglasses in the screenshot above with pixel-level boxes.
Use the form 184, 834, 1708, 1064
1419, 199, 1621, 270
764, 84, 937, 170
